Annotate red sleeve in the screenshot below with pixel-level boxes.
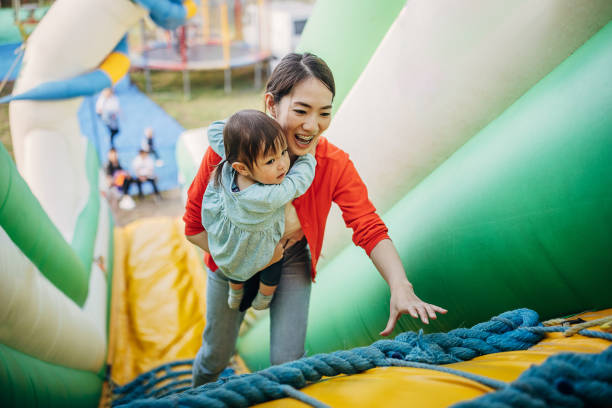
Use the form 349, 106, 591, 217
332, 157, 390, 255
183, 146, 222, 236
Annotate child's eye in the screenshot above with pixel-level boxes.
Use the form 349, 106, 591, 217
282, 149, 288, 155
266, 158, 275, 165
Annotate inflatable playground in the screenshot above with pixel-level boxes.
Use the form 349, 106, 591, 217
1, 0, 611, 407
130, 0, 270, 94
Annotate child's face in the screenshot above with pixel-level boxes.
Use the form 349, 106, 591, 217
250, 147, 290, 185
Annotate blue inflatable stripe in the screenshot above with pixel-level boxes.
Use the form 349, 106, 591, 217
113, 35, 129, 55
0, 70, 111, 103
134, 0, 187, 30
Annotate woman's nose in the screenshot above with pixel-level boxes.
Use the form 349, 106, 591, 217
302, 115, 319, 133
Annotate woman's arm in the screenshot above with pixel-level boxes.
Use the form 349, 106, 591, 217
185, 230, 210, 253
183, 146, 222, 236
329, 149, 446, 334
369, 239, 447, 335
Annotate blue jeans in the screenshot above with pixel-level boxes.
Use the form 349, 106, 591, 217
192, 239, 311, 386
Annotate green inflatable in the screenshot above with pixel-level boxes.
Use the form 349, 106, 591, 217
0, 142, 89, 306
238, 21, 612, 370
0, 345, 102, 408
297, 0, 405, 113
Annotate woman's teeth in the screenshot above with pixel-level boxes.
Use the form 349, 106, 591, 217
295, 134, 314, 144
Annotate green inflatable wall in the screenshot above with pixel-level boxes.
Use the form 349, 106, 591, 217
0, 142, 89, 306
296, 0, 405, 113
0, 344, 102, 408
71, 141, 100, 279
238, 21, 612, 370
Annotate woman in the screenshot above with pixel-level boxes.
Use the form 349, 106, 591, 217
184, 53, 447, 386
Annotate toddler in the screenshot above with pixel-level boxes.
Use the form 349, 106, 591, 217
202, 110, 316, 310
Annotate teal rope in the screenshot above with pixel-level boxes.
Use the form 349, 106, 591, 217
279, 385, 331, 408
386, 359, 508, 390
527, 325, 612, 341
451, 345, 612, 407
113, 309, 612, 407
112, 360, 196, 405
114, 308, 542, 407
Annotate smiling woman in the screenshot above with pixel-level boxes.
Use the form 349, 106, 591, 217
265, 76, 333, 160
183, 52, 447, 387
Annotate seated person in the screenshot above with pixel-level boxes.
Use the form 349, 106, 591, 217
131, 149, 161, 199
105, 148, 135, 210
141, 126, 164, 167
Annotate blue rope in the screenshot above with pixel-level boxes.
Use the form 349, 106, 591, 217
279, 385, 331, 408
114, 308, 542, 407
113, 309, 611, 408
387, 359, 508, 390
112, 360, 197, 405
527, 325, 612, 341
451, 345, 612, 408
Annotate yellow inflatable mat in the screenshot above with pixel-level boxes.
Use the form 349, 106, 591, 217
108, 217, 207, 386
258, 309, 611, 407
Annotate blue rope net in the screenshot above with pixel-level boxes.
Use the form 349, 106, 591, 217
112, 308, 612, 407
452, 345, 612, 408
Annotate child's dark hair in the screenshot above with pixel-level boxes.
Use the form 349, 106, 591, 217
265, 52, 335, 106
214, 110, 286, 186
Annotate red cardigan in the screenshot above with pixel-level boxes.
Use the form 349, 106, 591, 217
183, 136, 390, 280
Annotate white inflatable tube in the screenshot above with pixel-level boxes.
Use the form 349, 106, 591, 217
9, 0, 146, 242
0, 228, 105, 372
2, 0, 148, 372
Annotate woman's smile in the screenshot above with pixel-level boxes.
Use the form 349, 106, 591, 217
294, 133, 316, 146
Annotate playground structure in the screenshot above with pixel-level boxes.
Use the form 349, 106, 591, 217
1, 0, 612, 406
0, 3, 50, 89
130, 0, 271, 96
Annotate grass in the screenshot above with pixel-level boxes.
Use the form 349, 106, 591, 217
130, 66, 266, 130
0, 65, 267, 161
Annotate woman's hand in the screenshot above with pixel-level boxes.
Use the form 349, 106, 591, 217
380, 280, 447, 336
260, 242, 285, 270
279, 229, 305, 250
370, 239, 448, 336
271, 242, 285, 264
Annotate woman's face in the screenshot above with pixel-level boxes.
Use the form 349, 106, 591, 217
267, 77, 333, 160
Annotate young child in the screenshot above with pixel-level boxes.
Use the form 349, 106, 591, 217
95, 88, 120, 149
141, 127, 164, 167
202, 110, 316, 310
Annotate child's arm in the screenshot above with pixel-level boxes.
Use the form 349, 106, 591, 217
207, 120, 227, 159
242, 154, 316, 212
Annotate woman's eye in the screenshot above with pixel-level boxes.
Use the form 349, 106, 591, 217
321, 112, 331, 117
294, 109, 306, 115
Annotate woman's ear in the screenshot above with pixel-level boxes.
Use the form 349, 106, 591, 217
264, 93, 276, 118
231, 162, 251, 176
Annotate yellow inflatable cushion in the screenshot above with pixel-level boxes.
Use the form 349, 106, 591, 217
257, 309, 612, 407
108, 217, 207, 385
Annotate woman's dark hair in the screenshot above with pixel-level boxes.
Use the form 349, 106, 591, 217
214, 110, 286, 186
265, 52, 335, 106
